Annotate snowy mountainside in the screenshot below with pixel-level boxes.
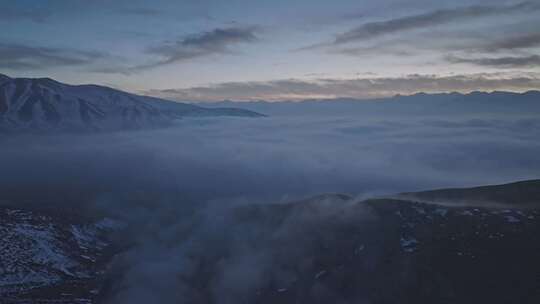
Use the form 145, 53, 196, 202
0, 74, 263, 132
0, 206, 124, 303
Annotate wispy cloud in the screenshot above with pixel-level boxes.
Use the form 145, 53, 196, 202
328, 30, 540, 60
96, 26, 259, 74
332, 2, 539, 45
0, 43, 108, 70
147, 26, 258, 65
480, 33, 540, 52
143, 73, 540, 102
448, 55, 540, 68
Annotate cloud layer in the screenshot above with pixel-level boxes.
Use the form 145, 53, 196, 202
448, 55, 540, 68
479, 32, 540, 52
2, 110, 540, 303
146, 73, 540, 101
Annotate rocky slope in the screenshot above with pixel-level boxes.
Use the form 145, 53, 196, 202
1, 180, 539, 303
163, 191, 539, 304
0, 206, 124, 303
397, 179, 540, 207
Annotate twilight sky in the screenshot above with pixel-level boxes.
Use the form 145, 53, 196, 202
1, 0, 540, 101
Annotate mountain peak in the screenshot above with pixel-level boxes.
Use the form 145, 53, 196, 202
0, 75, 263, 132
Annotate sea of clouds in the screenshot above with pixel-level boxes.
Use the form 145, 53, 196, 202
1, 112, 540, 303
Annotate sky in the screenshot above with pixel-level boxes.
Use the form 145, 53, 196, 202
1, 0, 540, 101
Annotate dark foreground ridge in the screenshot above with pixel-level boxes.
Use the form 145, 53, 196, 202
397, 179, 540, 207
1, 180, 539, 303
0, 74, 264, 133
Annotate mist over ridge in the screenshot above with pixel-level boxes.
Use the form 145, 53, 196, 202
2, 0, 540, 301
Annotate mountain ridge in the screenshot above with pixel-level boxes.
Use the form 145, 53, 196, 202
395, 179, 540, 207
201, 89, 540, 104
1, 178, 539, 303
199, 90, 540, 116
0, 74, 263, 132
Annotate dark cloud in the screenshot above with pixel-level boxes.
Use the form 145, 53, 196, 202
143, 27, 258, 68
481, 32, 540, 52
95, 26, 259, 74
332, 2, 539, 44
144, 73, 540, 101
0, 43, 108, 71
448, 55, 540, 68
150, 27, 257, 57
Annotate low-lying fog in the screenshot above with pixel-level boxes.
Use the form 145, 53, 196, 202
2, 114, 539, 203
1, 113, 540, 303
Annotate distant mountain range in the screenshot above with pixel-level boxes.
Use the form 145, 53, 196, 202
2, 73, 538, 131
0, 74, 263, 132
203, 90, 540, 116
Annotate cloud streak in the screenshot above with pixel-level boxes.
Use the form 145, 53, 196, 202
93, 26, 259, 74
118, 7, 163, 16
448, 55, 540, 68
332, 2, 539, 44
480, 33, 540, 52
144, 73, 540, 101
136, 27, 258, 71
0, 43, 108, 70
151, 27, 257, 60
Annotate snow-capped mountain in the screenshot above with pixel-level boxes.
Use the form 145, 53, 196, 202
0, 74, 263, 132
